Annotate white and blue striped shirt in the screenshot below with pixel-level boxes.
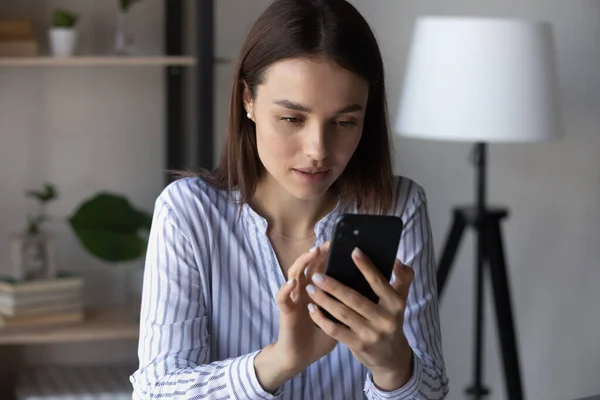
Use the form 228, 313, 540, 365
130, 175, 449, 399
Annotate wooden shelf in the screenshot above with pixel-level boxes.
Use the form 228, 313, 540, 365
0, 308, 139, 345
0, 55, 232, 67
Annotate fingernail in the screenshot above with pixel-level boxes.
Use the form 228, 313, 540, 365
309, 247, 317, 253
308, 303, 316, 313
390, 272, 397, 284
306, 284, 316, 295
352, 247, 364, 258
287, 278, 295, 285
311, 273, 325, 285
304, 267, 309, 276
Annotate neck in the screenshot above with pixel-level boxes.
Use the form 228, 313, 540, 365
250, 176, 337, 239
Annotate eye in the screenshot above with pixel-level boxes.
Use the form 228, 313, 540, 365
280, 117, 303, 125
336, 120, 357, 128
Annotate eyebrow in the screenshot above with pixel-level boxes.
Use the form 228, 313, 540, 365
273, 99, 363, 116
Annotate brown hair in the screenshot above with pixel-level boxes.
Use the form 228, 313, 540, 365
199, 0, 394, 214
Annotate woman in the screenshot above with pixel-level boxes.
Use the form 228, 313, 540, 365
131, 0, 448, 398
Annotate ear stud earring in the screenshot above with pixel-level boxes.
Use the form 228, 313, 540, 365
247, 112, 252, 119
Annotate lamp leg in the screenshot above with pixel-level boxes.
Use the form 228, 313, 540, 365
437, 211, 467, 298
486, 222, 525, 400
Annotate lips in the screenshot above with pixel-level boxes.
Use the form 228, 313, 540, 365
294, 168, 329, 174
292, 168, 331, 184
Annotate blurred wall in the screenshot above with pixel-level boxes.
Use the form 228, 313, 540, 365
357, 1, 600, 400
1, 1, 599, 400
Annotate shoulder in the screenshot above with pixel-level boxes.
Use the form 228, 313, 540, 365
390, 175, 428, 218
152, 176, 237, 234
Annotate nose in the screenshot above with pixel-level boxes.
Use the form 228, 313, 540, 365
303, 123, 329, 162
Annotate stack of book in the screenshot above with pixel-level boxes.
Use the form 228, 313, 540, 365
0, 19, 39, 57
0, 274, 85, 329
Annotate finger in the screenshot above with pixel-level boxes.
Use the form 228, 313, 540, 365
351, 247, 396, 300
308, 272, 382, 323
306, 282, 371, 332
288, 247, 320, 280
391, 261, 414, 301
307, 302, 359, 348
276, 278, 297, 314
304, 243, 329, 281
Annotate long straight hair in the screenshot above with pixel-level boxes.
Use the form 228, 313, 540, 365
200, 0, 394, 214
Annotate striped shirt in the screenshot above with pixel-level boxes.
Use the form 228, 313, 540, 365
130, 175, 449, 399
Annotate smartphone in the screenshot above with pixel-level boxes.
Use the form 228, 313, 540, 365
321, 213, 403, 324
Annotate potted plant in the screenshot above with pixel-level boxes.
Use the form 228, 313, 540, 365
49, 9, 78, 57
115, 0, 142, 55
6, 183, 152, 316
10, 183, 58, 281
68, 191, 152, 318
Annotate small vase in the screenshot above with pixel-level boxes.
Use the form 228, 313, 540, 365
10, 233, 56, 281
49, 28, 77, 57
114, 9, 134, 55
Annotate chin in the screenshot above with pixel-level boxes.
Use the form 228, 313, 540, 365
289, 186, 330, 201
285, 174, 337, 201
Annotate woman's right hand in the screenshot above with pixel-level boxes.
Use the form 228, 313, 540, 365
255, 244, 337, 392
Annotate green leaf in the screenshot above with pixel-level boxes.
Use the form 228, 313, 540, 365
26, 182, 58, 203
72, 228, 147, 262
119, 0, 142, 12
68, 193, 151, 263
52, 9, 78, 28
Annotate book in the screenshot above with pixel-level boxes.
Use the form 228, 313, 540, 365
0, 275, 84, 317
0, 301, 83, 318
0, 19, 38, 57
0, 20, 35, 40
0, 274, 83, 295
0, 310, 84, 329
0, 290, 81, 307
0, 289, 82, 309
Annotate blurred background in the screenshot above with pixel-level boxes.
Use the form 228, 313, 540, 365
0, 1, 599, 399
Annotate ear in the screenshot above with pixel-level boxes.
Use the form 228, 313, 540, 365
242, 82, 253, 116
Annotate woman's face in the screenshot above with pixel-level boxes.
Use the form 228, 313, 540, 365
245, 56, 369, 201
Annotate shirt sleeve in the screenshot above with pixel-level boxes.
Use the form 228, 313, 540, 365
130, 196, 282, 400
363, 182, 450, 399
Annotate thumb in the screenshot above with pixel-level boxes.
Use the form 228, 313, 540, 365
276, 278, 298, 314
391, 260, 413, 300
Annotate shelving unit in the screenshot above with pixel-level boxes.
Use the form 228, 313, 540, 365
0, 55, 230, 67
0, 308, 139, 346
0, 0, 219, 398
0, 307, 140, 399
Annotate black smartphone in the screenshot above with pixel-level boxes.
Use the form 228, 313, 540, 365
320, 213, 403, 324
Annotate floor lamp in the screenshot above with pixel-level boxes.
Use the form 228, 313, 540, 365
395, 17, 563, 400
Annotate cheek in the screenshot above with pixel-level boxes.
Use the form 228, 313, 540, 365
255, 123, 297, 167
333, 132, 362, 163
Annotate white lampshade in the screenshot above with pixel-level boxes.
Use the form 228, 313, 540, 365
396, 16, 563, 143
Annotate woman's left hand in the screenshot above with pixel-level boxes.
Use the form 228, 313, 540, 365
305, 246, 415, 391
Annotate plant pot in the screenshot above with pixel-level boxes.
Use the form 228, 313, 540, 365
10, 233, 56, 281
49, 28, 77, 57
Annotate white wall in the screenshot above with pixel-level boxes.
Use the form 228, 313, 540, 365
357, 1, 600, 400
2, 1, 599, 399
